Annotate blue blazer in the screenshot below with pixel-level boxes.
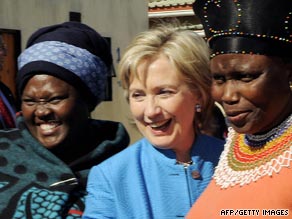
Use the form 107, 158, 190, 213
83, 134, 224, 219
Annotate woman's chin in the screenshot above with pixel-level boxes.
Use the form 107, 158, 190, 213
38, 137, 63, 149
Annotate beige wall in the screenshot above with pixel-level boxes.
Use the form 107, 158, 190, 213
0, 0, 147, 144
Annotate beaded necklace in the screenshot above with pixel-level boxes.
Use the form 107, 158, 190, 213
214, 113, 292, 189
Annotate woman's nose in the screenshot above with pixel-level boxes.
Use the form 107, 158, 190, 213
34, 103, 52, 117
144, 97, 161, 118
221, 81, 240, 104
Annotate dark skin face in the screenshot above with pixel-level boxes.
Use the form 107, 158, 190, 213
211, 54, 292, 134
21, 74, 91, 153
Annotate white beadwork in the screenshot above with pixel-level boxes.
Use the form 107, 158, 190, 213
214, 127, 292, 189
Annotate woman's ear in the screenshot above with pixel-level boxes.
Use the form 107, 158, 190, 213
280, 57, 292, 87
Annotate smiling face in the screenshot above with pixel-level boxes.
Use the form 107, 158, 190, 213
21, 74, 90, 149
211, 54, 292, 134
129, 55, 199, 153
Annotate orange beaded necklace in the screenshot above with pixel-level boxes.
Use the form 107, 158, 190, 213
214, 114, 292, 189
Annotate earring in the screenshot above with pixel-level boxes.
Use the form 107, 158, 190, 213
195, 104, 202, 113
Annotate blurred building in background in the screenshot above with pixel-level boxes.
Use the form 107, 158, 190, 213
148, 0, 204, 36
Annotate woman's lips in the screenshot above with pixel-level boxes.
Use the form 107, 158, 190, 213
226, 111, 250, 126
38, 122, 61, 135
149, 119, 171, 129
148, 119, 172, 134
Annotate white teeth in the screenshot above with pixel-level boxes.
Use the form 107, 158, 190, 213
40, 123, 58, 131
150, 120, 169, 128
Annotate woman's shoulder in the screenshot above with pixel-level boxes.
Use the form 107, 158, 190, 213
194, 134, 225, 161
92, 138, 150, 168
0, 127, 22, 140
198, 134, 225, 148
90, 119, 130, 139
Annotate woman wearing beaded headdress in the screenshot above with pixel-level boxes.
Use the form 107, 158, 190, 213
187, 0, 292, 218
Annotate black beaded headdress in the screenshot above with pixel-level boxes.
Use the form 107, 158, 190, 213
193, 0, 292, 58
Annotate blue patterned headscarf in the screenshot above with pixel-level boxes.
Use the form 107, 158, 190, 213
17, 21, 112, 111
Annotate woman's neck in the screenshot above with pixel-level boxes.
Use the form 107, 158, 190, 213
50, 123, 98, 164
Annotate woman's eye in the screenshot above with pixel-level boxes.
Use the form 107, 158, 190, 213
132, 92, 141, 98
23, 99, 36, 106
212, 75, 226, 84
159, 89, 173, 96
237, 74, 259, 82
48, 97, 62, 104
48, 96, 68, 104
130, 91, 145, 100
241, 75, 253, 82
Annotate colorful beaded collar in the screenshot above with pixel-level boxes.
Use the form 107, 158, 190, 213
214, 113, 292, 189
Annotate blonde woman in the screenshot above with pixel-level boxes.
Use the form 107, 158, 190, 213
84, 25, 224, 219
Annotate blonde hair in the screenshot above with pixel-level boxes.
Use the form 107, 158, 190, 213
119, 24, 213, 131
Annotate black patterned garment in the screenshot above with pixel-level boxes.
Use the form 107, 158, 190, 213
0, 116, 129, 218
